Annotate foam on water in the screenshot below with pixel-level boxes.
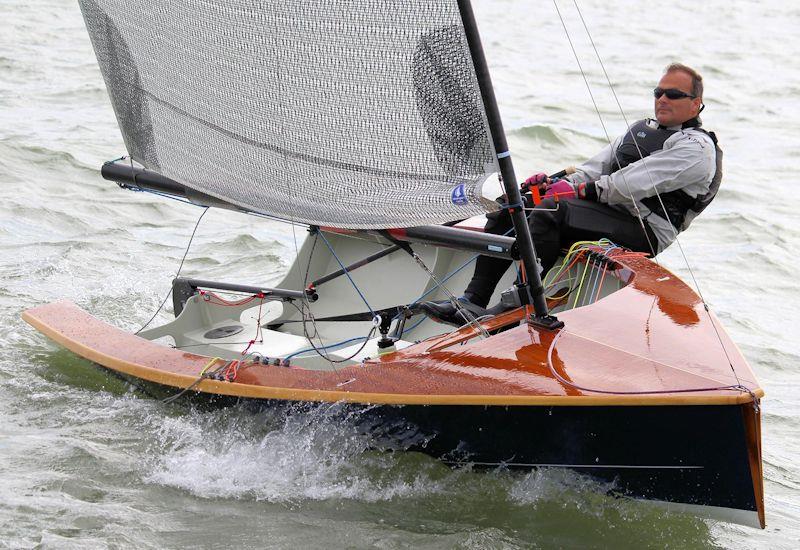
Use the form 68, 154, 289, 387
142, 403, 448, 504
4, 0, 800, 547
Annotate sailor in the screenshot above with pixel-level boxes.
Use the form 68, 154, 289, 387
423, 63, 722, 325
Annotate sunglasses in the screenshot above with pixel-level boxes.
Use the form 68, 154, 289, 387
654, 87, 696, 100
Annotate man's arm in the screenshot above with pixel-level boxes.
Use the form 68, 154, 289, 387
567, 137, 621, 184
593, 131, 716, 205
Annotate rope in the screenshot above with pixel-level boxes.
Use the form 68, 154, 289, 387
124, 185, 198, 206
238, 294, 265, 358
161, 356, 226, 404
284, 328, 377, 362
284, 296, 378, 365
408, 250, 491, 339
550, 0, 657, 259
135, 207, 209, 334
316, 230, 377, 317
292, 230, 380, 364
571, 255, 591, 309
546, 327, 756, 404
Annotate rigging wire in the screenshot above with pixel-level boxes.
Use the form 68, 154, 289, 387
570, 0, 741, 385
316, 231, 377, 317
406, 248, 491, 339
276, 231, 376, 365
570, 0, 705, 295
300, 232, 322, 342
550, 0, 657, 259
551, 0, 744, 388
135, 206, 209, 335
283, 329, 377, 362
283, 299, 378, 364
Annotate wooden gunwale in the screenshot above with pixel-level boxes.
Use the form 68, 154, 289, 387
22, 299, 763, 407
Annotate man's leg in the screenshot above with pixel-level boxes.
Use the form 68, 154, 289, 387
423, 198, 654, 325
421, 205, 516, 324
463, 208, 515, 308
529, 198, 656, 274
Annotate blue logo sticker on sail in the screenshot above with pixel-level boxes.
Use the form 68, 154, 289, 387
451, 183, 468, 205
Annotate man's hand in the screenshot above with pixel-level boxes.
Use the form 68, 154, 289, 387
543, 179, 578, 199
521, 172, 549, 192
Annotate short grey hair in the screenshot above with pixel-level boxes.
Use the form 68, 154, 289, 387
665, 63, 703, 99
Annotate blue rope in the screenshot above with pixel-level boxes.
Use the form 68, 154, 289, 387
284, 334, 371, 360
316, 230, 376, 317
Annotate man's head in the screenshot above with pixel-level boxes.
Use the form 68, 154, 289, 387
654, 63, 704, 127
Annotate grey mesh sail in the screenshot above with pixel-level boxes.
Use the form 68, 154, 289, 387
78, 0, 502, 228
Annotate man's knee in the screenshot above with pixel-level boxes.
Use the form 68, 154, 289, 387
529, 197, 568, 233
484, 209, 512, 235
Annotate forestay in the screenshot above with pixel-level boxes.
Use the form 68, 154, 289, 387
78, 0, 502, 228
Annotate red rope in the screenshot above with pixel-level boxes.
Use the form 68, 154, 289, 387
239, 293, 265, 358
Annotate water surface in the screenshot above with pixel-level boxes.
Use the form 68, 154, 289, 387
1, 1, 798, 548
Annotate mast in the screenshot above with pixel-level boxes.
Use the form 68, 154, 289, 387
456, 0, 562, 328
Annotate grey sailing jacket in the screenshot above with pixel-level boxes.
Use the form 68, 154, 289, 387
567, 120, 717, 252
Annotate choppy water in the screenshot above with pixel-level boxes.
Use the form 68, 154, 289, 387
2, 0, 799, 548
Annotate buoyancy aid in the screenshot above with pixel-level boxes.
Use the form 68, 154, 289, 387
611, 118, 723, 231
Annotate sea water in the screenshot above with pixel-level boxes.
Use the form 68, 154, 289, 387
1, 0, 799, 548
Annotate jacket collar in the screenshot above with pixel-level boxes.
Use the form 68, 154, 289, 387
658, 116, 702, 131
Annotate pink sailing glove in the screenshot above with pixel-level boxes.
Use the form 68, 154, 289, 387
543, 179, 577, 199
521, 172, 549, 192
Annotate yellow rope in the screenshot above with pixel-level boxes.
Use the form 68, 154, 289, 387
544, 240, 601, 301
200, 357, 222, 376
571, 256, 592, 309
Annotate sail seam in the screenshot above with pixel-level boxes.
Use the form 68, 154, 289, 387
116, 77, 458, 183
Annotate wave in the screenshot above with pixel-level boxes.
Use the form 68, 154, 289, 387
0, 139, 99, 176
508, 124, 605, 146
143, 402, 448, 503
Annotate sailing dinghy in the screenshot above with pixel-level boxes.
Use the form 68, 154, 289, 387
23, 0, 764, 528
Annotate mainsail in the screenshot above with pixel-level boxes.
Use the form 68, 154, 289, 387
78, 0, 502, 228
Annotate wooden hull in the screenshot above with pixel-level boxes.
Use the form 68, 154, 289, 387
45, 351, 765, 528
21, 245, 765, 527
22, 297, 765, 528
42, 354, 767, 528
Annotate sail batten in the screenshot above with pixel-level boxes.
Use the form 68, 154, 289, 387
79, 0, 502, 228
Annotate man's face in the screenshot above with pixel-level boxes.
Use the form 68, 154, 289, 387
654, 70, 702, 127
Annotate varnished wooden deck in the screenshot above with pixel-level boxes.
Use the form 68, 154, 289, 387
22, 255, 762, 407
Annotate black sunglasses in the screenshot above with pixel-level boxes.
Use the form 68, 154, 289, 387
654, 87, 696, 100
